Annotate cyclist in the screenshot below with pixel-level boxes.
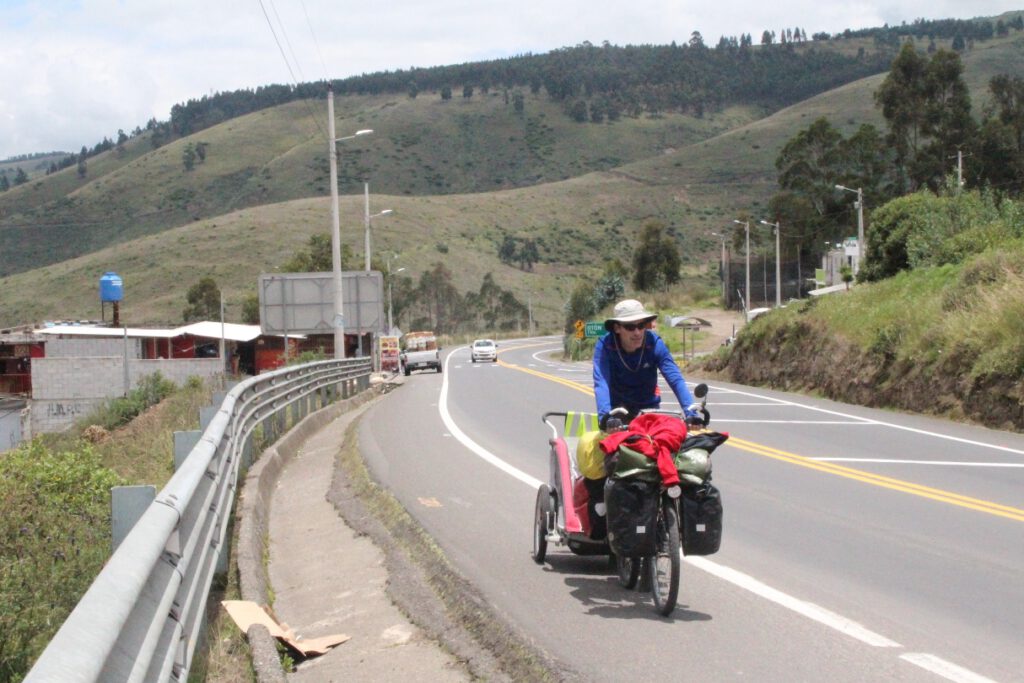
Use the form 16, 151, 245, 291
594, 299, 700, 430
580, 299, 700, 538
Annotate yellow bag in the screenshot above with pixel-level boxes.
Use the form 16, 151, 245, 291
576, 430, 607, 480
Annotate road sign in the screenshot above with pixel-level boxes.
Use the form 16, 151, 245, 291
584, 321, 605, 338
574, 319, 584, 339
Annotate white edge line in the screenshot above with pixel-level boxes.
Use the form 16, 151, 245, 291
684, 556, 901, 648
439, 349, 543, 489
900, 653, 999, 683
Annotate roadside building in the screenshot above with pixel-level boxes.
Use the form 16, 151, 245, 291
0, 321, 296, 450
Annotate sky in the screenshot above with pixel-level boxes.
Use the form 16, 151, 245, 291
1, 0, 1022, 160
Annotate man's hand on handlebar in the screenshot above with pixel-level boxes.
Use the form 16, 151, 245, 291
600, 407, 629, 432
685, 404, 709, 426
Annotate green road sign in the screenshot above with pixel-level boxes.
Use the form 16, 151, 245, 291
585, 321, 605, 338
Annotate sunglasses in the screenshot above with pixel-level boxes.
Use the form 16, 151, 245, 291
618, 322, 645, 331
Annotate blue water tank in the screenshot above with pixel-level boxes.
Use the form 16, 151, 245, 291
99, 272, 123, 302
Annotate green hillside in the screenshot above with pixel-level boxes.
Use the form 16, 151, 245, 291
1, 32, 1023, 331
0, 93, 761, 277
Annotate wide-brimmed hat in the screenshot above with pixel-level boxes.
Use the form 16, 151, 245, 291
604, 299, 657, 331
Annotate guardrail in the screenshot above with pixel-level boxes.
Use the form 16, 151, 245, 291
26, 358, 373, 683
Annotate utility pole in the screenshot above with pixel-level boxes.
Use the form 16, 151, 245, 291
711, 231, 728, 304
759, 219, 782, 307
835, 185, 864, 274
957, 149, 964, 191
219, 290, 226, 372
949, 149, 970, 193
775, 221, 781, 307
733, 219, 751, 317
855, 189, 864, 274
328, 86, 345, 359
363, 182, 371, 272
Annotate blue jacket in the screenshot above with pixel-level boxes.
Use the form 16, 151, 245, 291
593, 330, 694, 421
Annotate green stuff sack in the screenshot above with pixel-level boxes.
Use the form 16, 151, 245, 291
605, 444, 660, 482
675, 448, 711, 485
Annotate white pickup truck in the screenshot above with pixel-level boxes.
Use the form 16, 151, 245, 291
400, 331, 442, 375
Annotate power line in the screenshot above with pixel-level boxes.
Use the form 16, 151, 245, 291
255, 0, 329, 145
299, 0, 330, 77
267, 0, 307, 84
257, 0, 301, 85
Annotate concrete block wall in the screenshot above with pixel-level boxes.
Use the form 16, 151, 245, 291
43, 337, 142, 359
29, 357, 224, 435
32, 357, 126, 400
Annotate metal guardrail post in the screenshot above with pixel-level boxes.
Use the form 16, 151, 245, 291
111, 485, 156, 552
173, 431, 202, 470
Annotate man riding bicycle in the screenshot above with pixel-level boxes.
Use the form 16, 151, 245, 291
594, 299, 701, 429
581, 299, 701, 538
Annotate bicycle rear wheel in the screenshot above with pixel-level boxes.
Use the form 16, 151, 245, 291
648, 499, 681, 616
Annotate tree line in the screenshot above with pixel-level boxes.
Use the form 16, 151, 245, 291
761, 41, 1024, 275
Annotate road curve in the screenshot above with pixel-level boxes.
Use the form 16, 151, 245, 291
358, 337, 1024, 683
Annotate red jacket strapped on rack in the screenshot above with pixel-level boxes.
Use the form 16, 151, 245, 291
599, 413, 687, 486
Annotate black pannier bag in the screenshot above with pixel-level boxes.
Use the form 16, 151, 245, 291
681, 483, 723, 556
604, 478, 659, 557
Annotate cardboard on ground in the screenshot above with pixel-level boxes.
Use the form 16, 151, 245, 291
222, 600, 350, 656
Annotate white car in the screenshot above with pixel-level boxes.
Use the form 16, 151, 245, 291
470, 339, 498, 362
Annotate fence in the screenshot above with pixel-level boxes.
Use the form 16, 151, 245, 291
25, 358, 373, 682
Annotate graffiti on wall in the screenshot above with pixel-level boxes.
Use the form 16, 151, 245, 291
46, 402, 86, 417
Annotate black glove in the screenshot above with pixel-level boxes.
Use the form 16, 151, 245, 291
600, 414, 623, 432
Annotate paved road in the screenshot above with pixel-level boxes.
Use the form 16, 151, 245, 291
359, 337, 1024, 682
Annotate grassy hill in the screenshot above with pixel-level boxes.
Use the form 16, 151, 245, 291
0, 93, 760, 277
1, 33, 1022, 331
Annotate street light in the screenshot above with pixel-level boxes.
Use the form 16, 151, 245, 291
363, 181, 394, 271
328, 84, 373, 359
733, 219, 751, 316
759, 219, 781, 307
386, 254, 405, 334
835, 184, 864, 274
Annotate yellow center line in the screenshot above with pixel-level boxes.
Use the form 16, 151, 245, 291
729, 437, 1024, 522
497, 361, 1024, 523
497, 359, 593, 395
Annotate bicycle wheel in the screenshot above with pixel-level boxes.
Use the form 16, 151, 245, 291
532, 484, 553, 564
648, 499, 681, 616
615, 553, 641, 589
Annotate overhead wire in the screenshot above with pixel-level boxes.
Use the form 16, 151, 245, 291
299, 0, 330, 76
256, 0, 329, 144
267, 0, 307, 84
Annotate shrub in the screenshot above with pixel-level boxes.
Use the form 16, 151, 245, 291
85, 372, 177, 431
0, 441, 125, 680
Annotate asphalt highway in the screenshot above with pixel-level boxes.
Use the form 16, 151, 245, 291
358, 337, 1024, 682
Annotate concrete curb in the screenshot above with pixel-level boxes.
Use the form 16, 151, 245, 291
235, 386, 380, 683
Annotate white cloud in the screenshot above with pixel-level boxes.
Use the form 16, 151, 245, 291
0, 0, 1021, 158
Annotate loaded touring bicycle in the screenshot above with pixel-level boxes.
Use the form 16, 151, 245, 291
532, 384, 728, 616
